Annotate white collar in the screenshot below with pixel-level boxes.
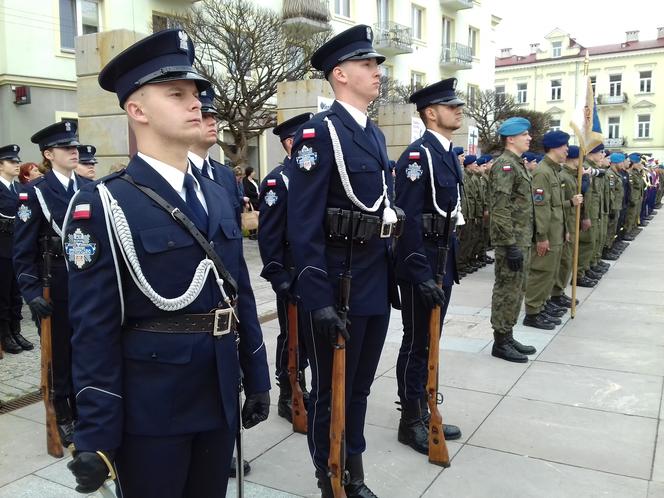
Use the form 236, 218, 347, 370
428, 129, 452, 153
0, 176, 12, 189
52, 168, 75, 190
187, 151, 211, 170
337, 100, 368, 129
138, 152, 200, 194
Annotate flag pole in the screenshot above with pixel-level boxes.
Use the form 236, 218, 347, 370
571, 51, 591, 318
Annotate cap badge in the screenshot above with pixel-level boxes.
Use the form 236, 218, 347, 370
65, 122, 71, 132
366, 26, 372, 41
87, 146, 92, 153
13, 145, 18, 151
178, 31, 189, 52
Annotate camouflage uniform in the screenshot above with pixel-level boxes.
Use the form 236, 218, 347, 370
577, 159, 598, 279
605, 166, 624, 250
458, 168, 479, 271
552, 164, 579, 298
625, 168, 644, 232
593, 166, 610, 265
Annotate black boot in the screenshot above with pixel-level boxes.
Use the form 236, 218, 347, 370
10, 321, 33, 351
229, 457, 251, 478
299, 370, 310, 403
316, 469, 334, 498
549, 295, 571, 309
539, 312, 561, 325
577, 276, 596, 288
522, 313, 556, 330
54, 398, 75, 447
0, 322, 22, 354
277, 381, 293, 423
543, 302, 566, 317
345, 454, 378, 498
397, 398, 429, 454
508, 330, 536, 355
418, 394, 461, 440
491, 332, 528, 363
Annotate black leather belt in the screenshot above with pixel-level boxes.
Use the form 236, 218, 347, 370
127, 309, 237, 337
325, 207, 405, 242
422, 212, 457, 240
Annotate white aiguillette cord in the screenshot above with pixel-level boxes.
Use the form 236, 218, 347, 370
420, 145, 465, 226
324, 117, 398, 224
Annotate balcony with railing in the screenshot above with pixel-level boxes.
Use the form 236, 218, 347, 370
597, 93, 628, 106
282, 0, 331, 34
440, 0, 474, 11
373, 22, 413, 56
440, 43, 473, 70
604, 137, 626, 147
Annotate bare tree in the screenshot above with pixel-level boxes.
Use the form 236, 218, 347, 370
176, 0, 331, 167
367, 76, 414, 120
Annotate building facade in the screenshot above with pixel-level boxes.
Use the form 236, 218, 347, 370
495, 28, 664, 159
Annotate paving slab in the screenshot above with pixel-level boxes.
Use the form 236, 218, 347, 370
422, 445, 650, 498
650, 481, 664, 498
510, 362, 663, 418
469, 396, 657, 479
653, 422, 664, 482
0, 475, 80, 498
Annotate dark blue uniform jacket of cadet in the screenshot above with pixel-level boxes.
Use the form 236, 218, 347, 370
394, 129, 460, 287
0, 179, 22, 324
64, 156, 270, 453
192, 156, 242, 221
0, 179, 19, 259
287, 101, 396, 315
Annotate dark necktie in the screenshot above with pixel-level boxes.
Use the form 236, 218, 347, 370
66, 179, 75, 197
364, 121, 381, 152
9, 182, 17, 196
201, 159, 212, 180
183, 173, 208, 232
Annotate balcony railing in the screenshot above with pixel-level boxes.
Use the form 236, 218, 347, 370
440, 0, 474, 11
373, 21, 413, 56
597, 93, 628, 105
282, 0, 331, 34
604, 137, 626, 147
440, 43, 473, 70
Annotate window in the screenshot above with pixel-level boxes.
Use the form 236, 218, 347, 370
152, 12, 180, 32
411, 5, 424, 40
639, 70, 652, 93
467, 84, 479, 106
495, 85, 505, 105
609, 74, 622, 97
637, 114, 651, 138
60, 0, 101, 50
334, 0, 350, 17
550, 79, 562, 101
550, 119, 561, 131
410, 71, 425, 90
517, 82, 528, 104
441, 17, 453, 46
608, 117, 620, 139
552, 41, 562, 57
468, 27, 479, 57
590, 75, 596, 95
380, 64, 392, 79
81, 0, 100, 34
59, 0, 77, 50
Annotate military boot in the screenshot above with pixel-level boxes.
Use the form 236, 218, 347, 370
508, 330, 536, 355
538, 311, 561, 325
418, 394, 462, 440
602, 249, 619, 261
277, 381, 293, 423
0, 322, 22, 354
316, 469, 334, 498
10, 320, 33, 351
549, 295, 571, 309
397, 398, 429, 454
586, 269, 603, 280
491, 331, 528, 363
523, 314, 556, 330
229, 457, 251, 478
299, 370, 310, 404
543, 302, 566, 317
53, 398, 75, 447
345, 454, 379, 498
577, 275, 596, 287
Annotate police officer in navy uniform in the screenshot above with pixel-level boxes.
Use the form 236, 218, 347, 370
393, 79, 463, 455
287, 25, 401, 497
258, 112, 312, 422
0, 144, 33, 355
13, 122, 91, 444
63, 29, 270, 497
76, 145, 98, 180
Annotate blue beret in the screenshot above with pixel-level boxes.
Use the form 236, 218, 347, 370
31, 121, 79, 151
409, 78, 465, 110
0, 144, 21, 162
567, 145, 580, 159
498, 117, 531, 136
542, 130, 570, 149
589, 143, 604, 154
610, 152, 626, 163
452, 146, 465, 156
463, 155, 477, 166
199, 84, 218, 115
536, 154, 545, 162
77, 145, 97, 164
98, 29, 209, 108
311, 25, 385, 76
273, 112, 314, 141
628, 153, 641, 163
522, 152, 538, 162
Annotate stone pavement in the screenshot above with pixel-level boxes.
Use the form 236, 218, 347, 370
1, 223, 663, 497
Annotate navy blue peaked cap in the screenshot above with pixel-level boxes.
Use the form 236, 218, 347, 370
311, 25, 385, 76
409, 78, 465, 110
99, 29, 209, 108
78, 145, 97, 164
31, 121, 79, 151
199, 84, 218, 115
273, 112, 314, 141
0, 144, 21, 162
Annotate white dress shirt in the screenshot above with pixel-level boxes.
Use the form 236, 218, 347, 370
428, 129, 452, 153
187, 151, 215, 180
337, 100, 368, 129
52, 168, 76, 192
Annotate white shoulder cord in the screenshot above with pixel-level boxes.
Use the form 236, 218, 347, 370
280, 171, 289, 191
420, 145, 465, 226
324, 117, 397, 224
0, 212, 13, 219
34, 186, 64, 237
97, 183, 233, 313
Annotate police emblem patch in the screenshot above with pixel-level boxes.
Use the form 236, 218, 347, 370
406, 162, 423, 182
265, 190, 278, 207
17, 204, 31, 222
296, 145, 318, 172
64, 228, 98, 270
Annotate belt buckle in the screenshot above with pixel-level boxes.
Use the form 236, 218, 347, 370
213, 308, 233, 337
380, 221, 393, 238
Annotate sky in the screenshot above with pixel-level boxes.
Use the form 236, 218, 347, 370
493, 0, 662, 56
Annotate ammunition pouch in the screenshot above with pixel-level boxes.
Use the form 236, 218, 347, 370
325, 207, 405, 243
422, 212, 457, 240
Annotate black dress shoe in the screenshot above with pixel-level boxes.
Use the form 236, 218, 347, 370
492, 333, 528, 363
443, 424, 462, 440
230, 457, 251, 478
523, 313, 556, 330
1, 333, 23, 354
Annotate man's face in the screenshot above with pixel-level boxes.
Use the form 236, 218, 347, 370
46, 146, 79, 171
509, 131, 531, 154
0, 159, 20, 178
199, 112, 218, 148
432, 103, 463, 132
76, 163, 96, 179
337, 58, 381, 102
459, 152, 466, 164
550, 144, 569, 163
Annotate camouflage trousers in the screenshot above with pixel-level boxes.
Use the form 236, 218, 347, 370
552, 240, 573, 297
524, 244, 562, 315
490, 244, 531, 334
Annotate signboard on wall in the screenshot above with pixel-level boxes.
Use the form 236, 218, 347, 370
467, 125, 479, 155
411, 117, 425, 142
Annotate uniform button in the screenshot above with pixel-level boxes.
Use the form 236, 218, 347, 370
151, 352, 157, 359
210, 241, 215, 248
233, 228, 238, 236
361, 165, 366, 170
167, 240, 175, 248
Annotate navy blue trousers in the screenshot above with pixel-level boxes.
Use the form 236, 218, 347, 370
302, 311, 389, 471
396, 282, 452, 401
0, 258, 22, 324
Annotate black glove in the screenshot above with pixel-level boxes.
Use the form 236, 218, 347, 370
312, 305, 349, 347
29, 296, 52, 321
417, 279, 446, 309
505, 245, 523, 272
67, 451, 112, 493
272, 280, 291, 301
242, 391, 270, 429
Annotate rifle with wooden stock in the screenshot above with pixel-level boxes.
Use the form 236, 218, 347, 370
287, 300, 307, 434
426, 202, 453, 468
328, 210, 354, 498
40, 248, 63, 458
